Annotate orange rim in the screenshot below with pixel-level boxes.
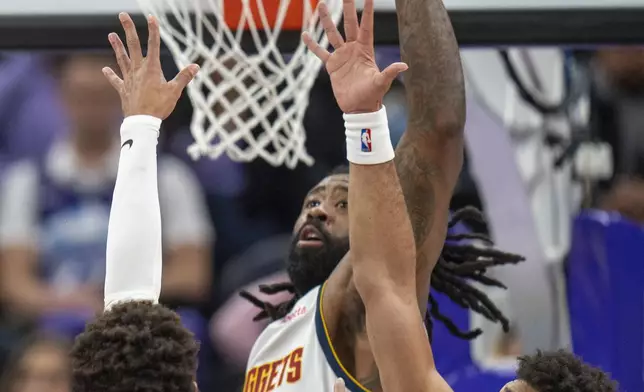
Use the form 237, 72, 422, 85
224, 0, 320, 30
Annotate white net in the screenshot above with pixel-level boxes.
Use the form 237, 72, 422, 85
136, 0, 342, 168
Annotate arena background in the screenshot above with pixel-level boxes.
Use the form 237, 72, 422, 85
0, 0, 643, 391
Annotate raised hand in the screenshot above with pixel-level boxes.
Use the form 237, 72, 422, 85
303, 0, 407, 114
103, 13, 199, 119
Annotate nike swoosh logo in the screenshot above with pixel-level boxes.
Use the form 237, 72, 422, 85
121, 139, 133, 149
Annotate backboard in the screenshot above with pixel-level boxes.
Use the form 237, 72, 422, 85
1, 0, 644, 50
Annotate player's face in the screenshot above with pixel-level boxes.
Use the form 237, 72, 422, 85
287, 174, 350, 295
500, 380, 537, 392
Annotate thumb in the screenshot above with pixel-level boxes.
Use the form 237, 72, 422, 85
171, 64, 200, 92
377, 62, 408, 88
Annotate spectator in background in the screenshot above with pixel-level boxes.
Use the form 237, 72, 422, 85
0, 54, 68, 175
593, 47, 644, 178
0, 335, 70, 392
591, 47, 644, 222
0, 53, 214, 336
600, 176, 644, 223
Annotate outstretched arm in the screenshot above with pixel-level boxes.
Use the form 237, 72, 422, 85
394, 0, 466, 311
103, 13, 198, 310
103, 114, 163, 308
305, 0, 451, 390
347, 110, 448, 392
345, 111, 422, 387
343, 5, 451, 390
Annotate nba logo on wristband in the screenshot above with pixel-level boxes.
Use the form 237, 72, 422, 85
361, 129, 372, 152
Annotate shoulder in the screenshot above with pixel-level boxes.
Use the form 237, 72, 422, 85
320, 254, 362, 336
255, 286, 321, 339
248, 287, 321, 363
270, 286, 321, 328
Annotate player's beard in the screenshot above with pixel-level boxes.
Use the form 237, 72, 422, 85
286, 219, 350, 296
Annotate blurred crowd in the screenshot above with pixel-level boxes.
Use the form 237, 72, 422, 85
0, 50, 407, 391
0, 46, 643, 392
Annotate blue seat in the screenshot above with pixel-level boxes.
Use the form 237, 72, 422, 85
567, 211, 644, 392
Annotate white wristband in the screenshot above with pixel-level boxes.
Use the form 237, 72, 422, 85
344, 106, 394, 165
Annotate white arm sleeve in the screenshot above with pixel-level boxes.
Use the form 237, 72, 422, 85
104, 115, 163, 310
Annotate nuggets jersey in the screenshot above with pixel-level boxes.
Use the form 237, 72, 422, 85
244, 283, 370, 392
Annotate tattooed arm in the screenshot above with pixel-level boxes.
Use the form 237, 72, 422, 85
394, 0, 466, 313
342, 2, 465, 387
317, 0, 465, 388
348, 154, 452, 392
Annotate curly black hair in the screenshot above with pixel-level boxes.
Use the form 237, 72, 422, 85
517, 350, 618, 392
70, 301, 199, 392
240, 166, 526, 340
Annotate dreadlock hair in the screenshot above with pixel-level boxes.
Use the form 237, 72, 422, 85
240, 165, 526, 340
516, 350, 618, 392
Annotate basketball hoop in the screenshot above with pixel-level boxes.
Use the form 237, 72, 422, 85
136, 0, 342, 168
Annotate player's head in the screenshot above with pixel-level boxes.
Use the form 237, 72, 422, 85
287, 165, 351, 295
500, 350, 617, 392
70, 301, 199, 392
241, 166, 526, 340
1, 334, 71, 392
52, 53, 121, 145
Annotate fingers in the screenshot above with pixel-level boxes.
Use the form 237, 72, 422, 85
334, 378, 346, 392
342, 0, 359, 42
119, 12, 144, 66
108, 32, 131, 76
358, 0, 375, 46
170, 64, 200, 93
377, 62, 408, 87
302, 32, 330, 63
318, 2, 344, 49
102, 67, 124, 93
146, 15, 161, 64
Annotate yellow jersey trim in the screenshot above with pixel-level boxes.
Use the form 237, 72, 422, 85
315, 282, 371, 392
